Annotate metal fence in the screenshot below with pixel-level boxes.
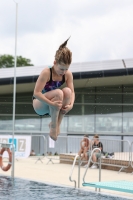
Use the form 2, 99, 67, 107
45, 136, 91, 164
4, 134, 130, 172
68, 137, 131, 188
45, 136, 131, 171
91, 138, 131, 172
31, 134, 47, 156
46, 136, 87, 155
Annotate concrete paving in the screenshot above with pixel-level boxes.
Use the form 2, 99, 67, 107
0, 156, 133, 199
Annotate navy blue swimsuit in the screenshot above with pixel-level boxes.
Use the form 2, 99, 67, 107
42, 67, 65, 93
33, 67, 65, 116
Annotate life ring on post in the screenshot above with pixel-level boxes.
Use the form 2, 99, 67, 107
0, 147, 12, 171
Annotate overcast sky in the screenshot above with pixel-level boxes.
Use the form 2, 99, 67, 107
0, 0, 133, 66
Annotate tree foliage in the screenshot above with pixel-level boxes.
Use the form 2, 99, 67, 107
0, 54, 34, 68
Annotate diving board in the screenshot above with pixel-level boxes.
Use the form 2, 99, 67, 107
83, 180, 133, 194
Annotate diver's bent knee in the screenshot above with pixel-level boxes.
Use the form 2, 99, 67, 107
55, 89, 64, 99
62, 87, 72, 95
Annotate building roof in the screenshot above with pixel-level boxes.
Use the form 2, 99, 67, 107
0, 58, 133, 94
0, 58, 133, 80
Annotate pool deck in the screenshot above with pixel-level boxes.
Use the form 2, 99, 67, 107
0, 156, 133, 199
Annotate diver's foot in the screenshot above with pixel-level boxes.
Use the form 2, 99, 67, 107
49, 122, 57, 141
49, 135, 57, 141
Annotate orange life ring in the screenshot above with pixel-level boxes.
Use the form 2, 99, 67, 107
0, 147, 12, 171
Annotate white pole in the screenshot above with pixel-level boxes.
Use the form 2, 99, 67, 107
12, 1, 18, 179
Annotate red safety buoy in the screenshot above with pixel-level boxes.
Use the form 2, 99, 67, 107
0, 147, 12, 171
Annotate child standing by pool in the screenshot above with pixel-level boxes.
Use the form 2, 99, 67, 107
32, 38, 75, 141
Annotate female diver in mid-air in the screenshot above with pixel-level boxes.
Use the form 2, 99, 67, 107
32, 37, 75, 141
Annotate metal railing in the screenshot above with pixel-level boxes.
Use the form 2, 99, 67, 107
91, 138, 131, 173
46, 136, 131, 170
82, 148, 101, 192
69, 148, 102, 189
70, 138, 131, 188
69, 154, 80, 188
0, 134, 132, 187
31, 135, 47, 163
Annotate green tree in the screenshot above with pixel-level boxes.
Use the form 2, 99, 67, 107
0, 55, 14, 68
17, 56, 34, 67
0, 54, 34, 68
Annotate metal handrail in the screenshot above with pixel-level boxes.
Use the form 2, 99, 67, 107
69, 137, 91, 188
69, 154, 80, 188
83, 148, 101, 184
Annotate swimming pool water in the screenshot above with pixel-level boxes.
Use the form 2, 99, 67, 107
0, 176, 130, 200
